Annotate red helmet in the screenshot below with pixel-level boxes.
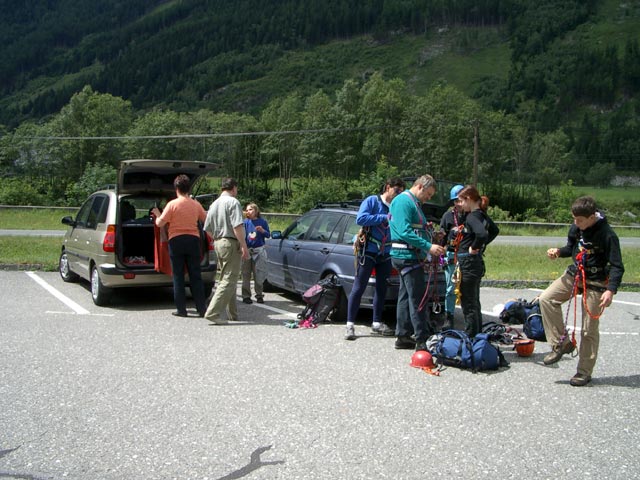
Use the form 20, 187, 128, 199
410, 350, 435, 369
514, 339, 535, 357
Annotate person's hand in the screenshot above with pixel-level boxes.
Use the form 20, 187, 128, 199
241, 245, 250, 260
469, 247, 480, 255
255, 226, 264, 233
429, 244, 445, 257
599, 290, 614, 309
547, 248, 560, 259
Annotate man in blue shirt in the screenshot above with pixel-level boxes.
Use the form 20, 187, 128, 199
345, 177, 405, 340
389, 175, 446, 351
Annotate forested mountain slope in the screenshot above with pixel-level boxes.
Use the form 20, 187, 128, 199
0, 0, 639, 171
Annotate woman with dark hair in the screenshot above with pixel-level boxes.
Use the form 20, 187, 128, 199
456, 185, 499, 336
152, 174, 207, 317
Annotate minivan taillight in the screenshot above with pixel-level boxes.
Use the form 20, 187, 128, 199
103, 224, 116, 252
206, 232, 214, 251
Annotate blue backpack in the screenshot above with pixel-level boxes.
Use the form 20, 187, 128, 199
500, 297, 546, 342
522, 301, 546, 341
430, 330, 507, 372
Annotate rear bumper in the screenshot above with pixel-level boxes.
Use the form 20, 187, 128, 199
99, 263, 216, 288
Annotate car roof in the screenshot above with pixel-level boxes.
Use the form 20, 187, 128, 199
117, 159, 219, 195
312, 201, 362, 213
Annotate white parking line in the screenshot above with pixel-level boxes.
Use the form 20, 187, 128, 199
26, 271, 91, 315
528, 288, 640, 307
245, 297, 299, 319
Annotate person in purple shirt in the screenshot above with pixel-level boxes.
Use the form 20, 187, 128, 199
242, 203, 271, 304
345, 177, 406, 341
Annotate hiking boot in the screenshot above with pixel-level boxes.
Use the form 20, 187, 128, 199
440, 313, 454, 331
256, 297, 264, 304
371, 323, 395, 336
570, 373, 592, 387
543, 340, 575, 365
242, 298, 253, 304
395, 336, 416, 350
344, 325, 356, 341
415, 342, 428, 352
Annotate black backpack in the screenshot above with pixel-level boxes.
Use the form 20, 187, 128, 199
296, 276, 341, 327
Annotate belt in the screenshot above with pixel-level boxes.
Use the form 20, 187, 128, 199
214, 237, 238, 241
391, 242, 414, 250
249, 246, 264, 253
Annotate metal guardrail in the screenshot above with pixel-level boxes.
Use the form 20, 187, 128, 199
1, 206, 638, 229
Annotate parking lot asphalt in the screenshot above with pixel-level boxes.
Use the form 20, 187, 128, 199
1, 271, 640, 480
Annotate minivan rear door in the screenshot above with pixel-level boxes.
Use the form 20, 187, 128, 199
118, 159, 219, 195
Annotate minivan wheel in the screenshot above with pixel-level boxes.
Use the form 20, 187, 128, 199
59, 251, 79, 283
91, 265, 112, 306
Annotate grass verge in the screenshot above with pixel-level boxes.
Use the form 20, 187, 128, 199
1, 237, 638, 289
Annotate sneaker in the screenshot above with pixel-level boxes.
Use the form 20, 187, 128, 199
570, 373, 592, 387
344, 325, 356, 341
256, 297, 264, 304
543, 339, 575, 365
395, 336, 416, 350
371, 323, 395, 336
242, 298, 253, 304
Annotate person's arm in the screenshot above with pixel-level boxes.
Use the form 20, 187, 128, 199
356, 196, 387, 227
604, 230, 625, 296
467, 212, 488, 253
390, 196, 436, 253
153, 204, 170, 228
233, 224, 250, 260
256, 218, 270, 239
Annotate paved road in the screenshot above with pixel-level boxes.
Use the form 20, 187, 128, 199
1, 271, 639, 479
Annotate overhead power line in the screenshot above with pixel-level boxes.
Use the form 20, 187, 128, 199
11, 125, 390, 141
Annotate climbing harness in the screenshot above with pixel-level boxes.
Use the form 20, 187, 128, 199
561, 247, 606, 353
354, 226, 368, 267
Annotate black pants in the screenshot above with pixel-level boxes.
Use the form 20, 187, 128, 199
168, 234, 206, 316
458, 254, 485, 337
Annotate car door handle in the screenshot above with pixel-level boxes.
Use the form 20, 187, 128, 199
292, 244, 301, 250
320, 248, 331, 254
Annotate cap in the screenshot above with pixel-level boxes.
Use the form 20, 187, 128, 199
450, 184, 464, 200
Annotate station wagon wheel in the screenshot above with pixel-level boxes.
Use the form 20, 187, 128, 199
58, 250, 79, 283
91, 265, 112, 306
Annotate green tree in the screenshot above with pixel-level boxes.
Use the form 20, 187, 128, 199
48, 85, 133, 181
259, 93, 303, 208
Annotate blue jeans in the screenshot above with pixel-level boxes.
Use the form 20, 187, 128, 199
443, 250, 456, 315
347, 254, 391, 324
168, 234, 206, 316
392, 258, 435, 343
458, 254, 485, 337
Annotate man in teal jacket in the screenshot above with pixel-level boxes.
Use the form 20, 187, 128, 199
390, 175, 446, 351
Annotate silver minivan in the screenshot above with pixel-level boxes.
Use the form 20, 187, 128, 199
59, 159, 218, 305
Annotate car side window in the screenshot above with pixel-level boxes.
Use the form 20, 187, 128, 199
307, 213, 342, 242
86, 195, 108, 230
74, 197, 94, 229
342, 217, 361, 244
285, 214, 317, 240
328, 216, 348, 244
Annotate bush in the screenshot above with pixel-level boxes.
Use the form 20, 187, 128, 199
285, 177, 352, 213
0, 178, 47, 205
65, 163, 117, 205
